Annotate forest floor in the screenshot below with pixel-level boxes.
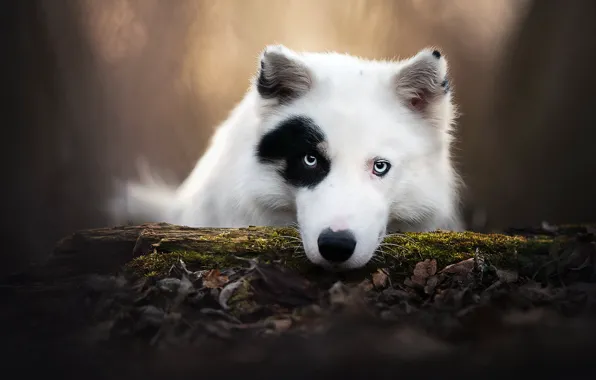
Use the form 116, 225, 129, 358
2, 223, 596, 379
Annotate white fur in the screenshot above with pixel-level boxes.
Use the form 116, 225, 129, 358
108, 45, 464, 270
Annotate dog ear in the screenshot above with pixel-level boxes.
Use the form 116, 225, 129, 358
394, 48, 452, 124
256, 45, 313, 105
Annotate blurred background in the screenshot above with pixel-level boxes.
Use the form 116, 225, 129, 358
3, 0, 596, 275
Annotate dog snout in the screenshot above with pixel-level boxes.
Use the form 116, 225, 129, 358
317, 227, 357, 263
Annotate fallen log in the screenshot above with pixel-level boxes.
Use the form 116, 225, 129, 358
26, 222, 594, 284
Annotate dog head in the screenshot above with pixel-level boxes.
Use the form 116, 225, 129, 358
255, 45, 459, 270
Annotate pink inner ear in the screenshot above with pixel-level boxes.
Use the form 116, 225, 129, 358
409, 91, 428, 111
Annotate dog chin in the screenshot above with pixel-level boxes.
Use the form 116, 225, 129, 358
317, 261, 352, 272
305, 253, 374, 271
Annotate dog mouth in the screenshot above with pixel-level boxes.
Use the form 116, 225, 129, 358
305, 249, 377, 271
297, 230, 387, 271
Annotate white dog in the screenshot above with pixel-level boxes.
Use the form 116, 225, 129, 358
109, 45, 464, 270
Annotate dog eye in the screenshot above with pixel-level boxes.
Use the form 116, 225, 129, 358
303, 154, 318, 167
372, 160, 391, 176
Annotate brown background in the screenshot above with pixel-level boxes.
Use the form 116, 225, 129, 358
3, 0, 596, 275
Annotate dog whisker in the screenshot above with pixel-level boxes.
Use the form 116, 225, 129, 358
278, 235, 302, 242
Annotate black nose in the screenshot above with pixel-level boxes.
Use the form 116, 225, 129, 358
317, 228, 357, 263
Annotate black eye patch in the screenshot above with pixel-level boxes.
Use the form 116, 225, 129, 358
256, 116, 331, 188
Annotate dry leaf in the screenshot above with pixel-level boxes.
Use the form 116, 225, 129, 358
424, 275, 439, 295
496, 269, 519, 283
329, 281, 351, 306
541, 220, 558, 233
565, 243, 596, 270
372, 269, 389, 288
156, 278, 181, 293
203, 269, 230, 289
441, 258, 475, 275
270, 318, 292, 332
358, 279, 374, 292
410, 259, 437, 286
218, 280, 245, 310
519, 281, 558, 302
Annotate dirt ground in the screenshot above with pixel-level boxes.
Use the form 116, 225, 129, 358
2, 224, 596, 379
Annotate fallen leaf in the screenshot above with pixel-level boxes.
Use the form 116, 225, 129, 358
519, 281, 558, 302
358, 279, 374, 292
410, 259, 437, 286
182, 273, 194, 288
327, 281, 367, 310
379, 287, 411, 302
218, 280, 245, 310
156, 278, 181, 293
269, 318, 293, 332
203, 269, 230, 289
541, 220, 558, 233
297, 304, 323, 318
372, 269, 389, 288
424, 275, 439, 295
136, 305, 165, 329
329, 281, 351, 306
566, 243, 596, 271
441, 258, 475, 276
496, 269, 519, 283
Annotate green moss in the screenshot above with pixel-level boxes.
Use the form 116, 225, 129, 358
125, 250, 236, 278
152, 226, 301, 255
124, 226, 312, 278
373, 230, 554, 275
124, 228, 557, 279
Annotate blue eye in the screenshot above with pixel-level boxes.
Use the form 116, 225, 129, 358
372, 160, 391, 176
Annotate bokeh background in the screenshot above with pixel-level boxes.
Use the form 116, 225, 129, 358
3, 0, 596, 275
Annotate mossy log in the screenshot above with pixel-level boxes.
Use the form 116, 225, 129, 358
32, 222, 580, 283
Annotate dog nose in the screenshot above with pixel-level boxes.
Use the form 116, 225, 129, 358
317, 228, 357, 263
